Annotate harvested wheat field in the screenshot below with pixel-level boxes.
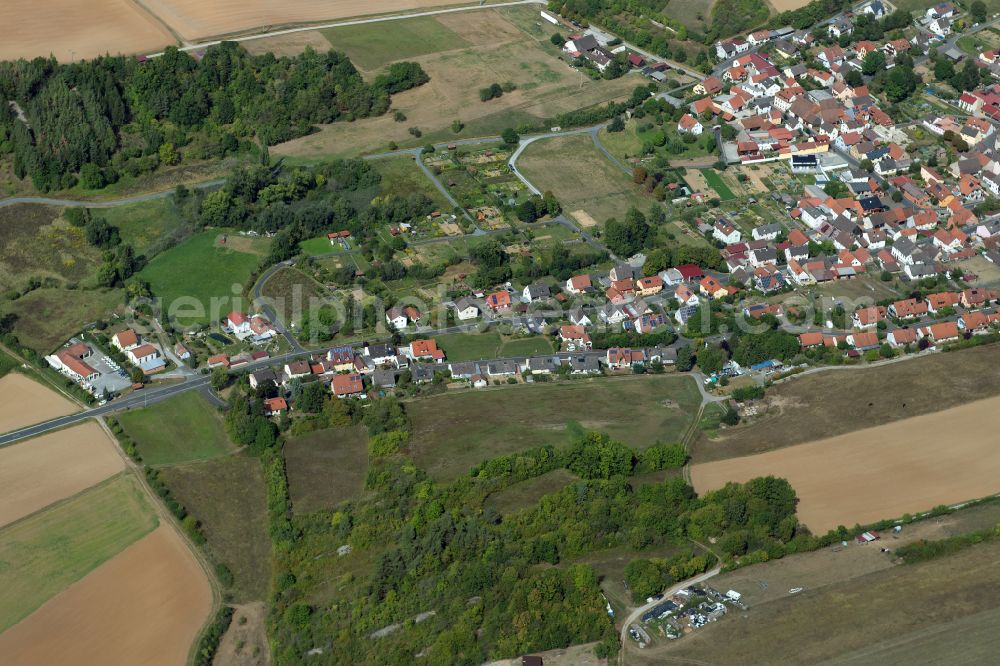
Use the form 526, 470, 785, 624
768, 0, 813, 10
141, 0, 474, 41
692, 396, 1000, 534
0, 524, 213, 666
0, 0, 173, 61
0, 374, 78, 434
0, 422, 123, 528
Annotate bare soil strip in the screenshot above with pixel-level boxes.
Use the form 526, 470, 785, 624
0, 374, 79, 435
0, 524, 213, 666
691, 396, 1000, 533
0, 421, 124, 528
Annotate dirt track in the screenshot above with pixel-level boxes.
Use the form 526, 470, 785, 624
0, 421, 123, 528
0, 524, 212, 665
691, 396, 1000, 533
0, 0, 173, 61
0, 374, 78, 435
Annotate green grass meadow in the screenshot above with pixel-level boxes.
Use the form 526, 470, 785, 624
0, 474, 158, 632
436, 331, 502, 362
701, 169, 736, 201
117, 391, 233, 466
322, 16, 469, 70
138, 231, 261, 325
408, 374, 702, 480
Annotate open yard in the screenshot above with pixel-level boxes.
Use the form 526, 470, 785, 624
273, 8, 641, 159
635, 537, 1000, 665
0, 422, 123, 529
284, 426, 369, 513
693, 345, 1000, 463
518, 135, 651, 227
500, 336, 554, 357
436, 331, 502, 362
692, 395, 1000, 533
139, 230, 263, 326
0, 474, 158, 632
0, 373, 79, 435
161, 453, 270, 601
117, 391, 233, 466
5, 286, 125, 353
0, 524, 212, 666
0, 0, 172, 61
407, 374, 701, 480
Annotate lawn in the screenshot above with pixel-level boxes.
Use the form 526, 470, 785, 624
0, 473, 158, 632
138, 231, 262, 325
598, 119, 715, 164
5, 286, 125, 353
436, 331, 502, 362
500, 336, 554, 357
160, 453, 270, 602
99, 198, 186, 256
407, 374, 702, 480
517, 134, 652, 226
701, 168, 736, 201
284, 426, 369, 513
321, 16, 469, 71
117, 391, 233, 466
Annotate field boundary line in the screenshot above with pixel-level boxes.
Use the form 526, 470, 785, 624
0, 469, 139, 534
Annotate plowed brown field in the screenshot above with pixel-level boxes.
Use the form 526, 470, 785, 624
0, 374, 78, 434
0, 524, 212, 666
0, 421, 123, 528
691, 396, 1000, 533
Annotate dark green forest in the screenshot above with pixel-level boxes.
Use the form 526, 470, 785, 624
0, 43, 427, 191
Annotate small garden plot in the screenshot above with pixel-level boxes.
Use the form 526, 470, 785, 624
700, 169, 736, 201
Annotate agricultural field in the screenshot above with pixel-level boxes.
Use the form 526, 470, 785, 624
0, 205, 102, 294
407, 374, 702, 480
139, 231, 263, 325
322, 15, 470, 70
273, 8, 641, 158
692, 395, 1000, 532
141, 0, 476, 42
0, 524, 213, 666
636, 536, 1000, 665
0, 474, 158, 632
0, 373, 79, 434
0, 422, 123, 528
4, 286, 125, 353
117, 391, 233, 466
161, 453, 270, 601
693, 344, 1000, 464
700, 168, 736, 200
284, 426, 369, 513
518, 135, 652, 227
0, 0, 172, 61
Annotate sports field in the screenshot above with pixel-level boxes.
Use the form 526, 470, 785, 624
0, 474, 158, 632
408, 374, 701, 480
517, 135, 651, 226
117, 391, 233, 466
692, 396, 1000, 533
0, 0, 173, 61
0, 373, 79, 435
0, 524, 212, 666
0, 422, 123, 528
139, 231, 262, 325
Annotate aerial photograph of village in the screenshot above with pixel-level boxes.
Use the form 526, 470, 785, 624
1, 0, 999, 663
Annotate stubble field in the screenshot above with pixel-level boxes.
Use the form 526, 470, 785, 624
0, 524, 213, 666
692, 395, 1000, 533
0, 0, 173, 61
0, 421, 123, 528
0, 373, 79, 434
